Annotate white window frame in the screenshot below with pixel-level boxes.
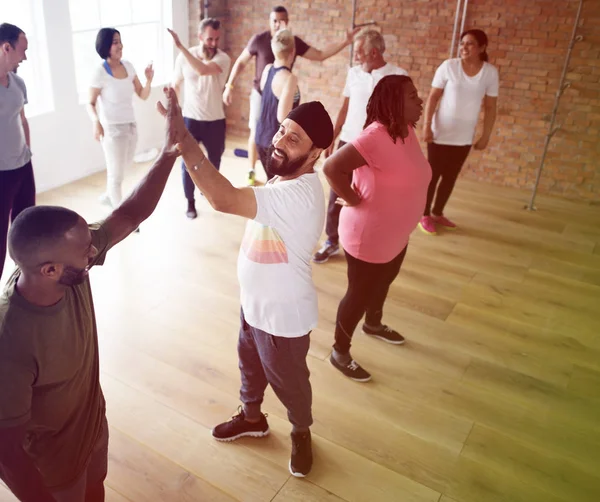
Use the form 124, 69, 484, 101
0, 0, 54, 117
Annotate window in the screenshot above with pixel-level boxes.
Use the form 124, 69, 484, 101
0, 0, 54, 116
69, 0, 173, 102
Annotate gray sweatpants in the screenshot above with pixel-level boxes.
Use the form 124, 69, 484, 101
238, 309, 313, 430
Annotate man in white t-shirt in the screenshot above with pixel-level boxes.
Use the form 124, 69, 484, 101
169, 19, 231, 219
159, 90, 333, 478
313, 29, 408, 264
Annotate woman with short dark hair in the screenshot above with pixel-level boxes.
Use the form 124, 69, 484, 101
323, 75, 432, 382
87, 28, 154, 209
420, 29, 499, 235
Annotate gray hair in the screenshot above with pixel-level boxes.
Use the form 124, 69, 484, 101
356, 29, 385, 54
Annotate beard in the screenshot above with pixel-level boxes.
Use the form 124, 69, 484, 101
59, 265, 88, 286
265, 144, 311, 178
202, 45, 216, 60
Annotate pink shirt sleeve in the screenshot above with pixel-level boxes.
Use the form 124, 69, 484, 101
351, 123, 381, 168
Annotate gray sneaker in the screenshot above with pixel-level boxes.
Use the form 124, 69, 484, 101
313, 242, 340, 264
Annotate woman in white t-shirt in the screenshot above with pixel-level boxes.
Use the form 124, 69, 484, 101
420, 29, 498, 235
87, 28, 154, 208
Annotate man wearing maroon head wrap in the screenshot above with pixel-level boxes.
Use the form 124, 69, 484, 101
159, 91, 333, 477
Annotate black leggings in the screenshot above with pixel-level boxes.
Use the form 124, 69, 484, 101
1, 161, 36, 280
334, 247, 408, 354
424, 143, 471, 216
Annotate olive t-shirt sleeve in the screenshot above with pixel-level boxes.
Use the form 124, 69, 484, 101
89, 222, 110, 268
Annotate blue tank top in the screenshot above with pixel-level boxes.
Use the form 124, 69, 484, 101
255, 66, 300, 148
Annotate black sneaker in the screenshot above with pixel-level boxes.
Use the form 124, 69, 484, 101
212, 407, 269, 442
313, 242, 340, 264
290, 430, 312, 477
329, 354, 372, 382
186, 200, 197, 219
362, 324, 405, 345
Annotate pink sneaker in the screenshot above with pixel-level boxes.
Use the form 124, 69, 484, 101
432, 214, 457, 229
418, 216, 437, 235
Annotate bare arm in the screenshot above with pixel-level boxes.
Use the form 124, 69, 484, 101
167, 29, 222, 77
475, 95, 498, 150
223, 48, 253, 105
277, 73, 298, 123
323, 143, 367, 206
0, 426, 56, 502
302, 27, 359, 62
87, 87, 104, 141
422, 87, 444, 142
324, 97, 349, 158
20, 109, 30, 148
133, 64, 154, 101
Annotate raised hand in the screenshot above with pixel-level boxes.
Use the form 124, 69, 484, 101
346, 26, 362, 43
144, 63, 154, 82
156, 87, 187, 153
167, 28, 183, 50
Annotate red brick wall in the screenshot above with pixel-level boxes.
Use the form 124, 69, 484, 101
190, 0, 600, 201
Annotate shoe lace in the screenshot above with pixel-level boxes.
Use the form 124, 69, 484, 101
348, 360, 360, 371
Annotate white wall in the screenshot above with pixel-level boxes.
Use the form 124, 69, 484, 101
28, 0, 189, 194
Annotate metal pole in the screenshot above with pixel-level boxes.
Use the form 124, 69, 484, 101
450, 0, 462, 59
350, 0, 357, 65
526, 0, 584, 211
456, 0, 469, 57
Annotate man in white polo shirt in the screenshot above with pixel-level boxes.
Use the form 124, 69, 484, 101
0, 23, 34, 281
169, 18, 231, 219
313, 29, 408, 264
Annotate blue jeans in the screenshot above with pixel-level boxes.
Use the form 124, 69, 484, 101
181, 117, 226, 202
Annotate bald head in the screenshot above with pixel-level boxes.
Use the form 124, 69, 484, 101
8, 206, 82, 270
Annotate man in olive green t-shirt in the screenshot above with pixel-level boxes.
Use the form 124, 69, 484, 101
0, 89, 181, 502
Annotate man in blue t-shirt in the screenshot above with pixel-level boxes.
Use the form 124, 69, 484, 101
0, 23, 34, 281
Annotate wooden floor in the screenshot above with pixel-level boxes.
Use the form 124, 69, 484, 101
2, 138, 600, 502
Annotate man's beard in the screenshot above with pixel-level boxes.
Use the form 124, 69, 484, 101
265, 144, 311, 178
202, 45, 216, 60
59, 265, 88, 286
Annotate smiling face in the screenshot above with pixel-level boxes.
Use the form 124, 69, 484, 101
2, 32, 28, 72
267, 119, 316, 177
109, 32, 123, 61
459, 33, 485, 62
199, 26, 220, 59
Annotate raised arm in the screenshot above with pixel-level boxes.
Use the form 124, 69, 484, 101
323, 142, 367, 206
277, 73, 298, 123
223, 48, 253, 105
302, 27, 360, 62
133, 63, 154, 101
168, 29, 222, 77
422, 87, 444, 143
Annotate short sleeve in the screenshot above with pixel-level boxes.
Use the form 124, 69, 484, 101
342, 68, 353, 98
351, 123, 381, 167
0, 350, 34, 428
90, 64, 105, 89
252, 181, 311, 231
214, 51, 231, 74
485, 65, 500, 97
431, 60, 449, 89
172, 53, 184, 84
294, 36, 310, 57
88, 222, 110, 268
247, 33, 260, 56
123, 60, 137, 80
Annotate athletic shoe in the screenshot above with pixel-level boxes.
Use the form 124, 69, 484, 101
432, 214, 457, 229
329, 354, 372, 382
312, 242, 340, 264
247, 169, 256, 186
418, 216, 437, 235
362, 324, 405, 345
212, 407, 270, 442
186, 200, 197, 219
290, 430, 312, 477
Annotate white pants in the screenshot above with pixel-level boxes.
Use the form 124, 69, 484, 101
248, 88, 262, 130
101, 123, 137, 207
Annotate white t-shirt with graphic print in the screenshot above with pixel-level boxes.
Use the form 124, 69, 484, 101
237, 173, 325, 338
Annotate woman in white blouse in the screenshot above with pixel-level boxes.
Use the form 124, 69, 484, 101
420, 29, 498, 235
87, 28, 154, 208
